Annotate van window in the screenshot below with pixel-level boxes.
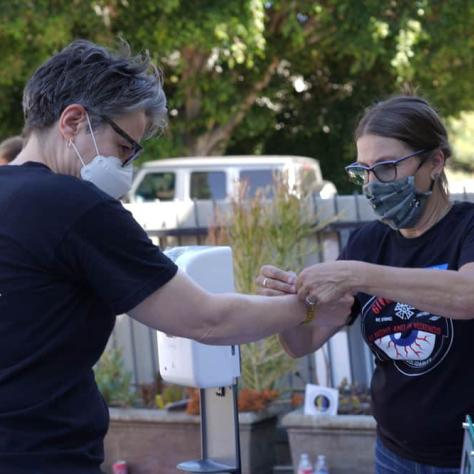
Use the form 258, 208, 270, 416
136, 172, 176, 201
239, 169, 278, 197
190, 171, 227, 200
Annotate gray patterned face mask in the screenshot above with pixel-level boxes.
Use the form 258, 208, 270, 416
363, 176, 432, 230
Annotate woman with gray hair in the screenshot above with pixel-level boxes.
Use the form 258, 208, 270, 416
258, 95, 472, 473
0, 40, 352, 474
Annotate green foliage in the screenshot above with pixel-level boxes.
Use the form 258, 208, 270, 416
239, 334, 296, 394
95, 351, 187, 409
210, 174, 325, 391
337, 377, 371, 415
0, 1, 111, 139
447, 112, 474, 172
155, 384, 185, 409
1, 1, 473, 188
137, 372, 186, 409
94, 347, 137, 407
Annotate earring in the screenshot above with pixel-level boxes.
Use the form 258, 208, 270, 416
66, 138, 72, 148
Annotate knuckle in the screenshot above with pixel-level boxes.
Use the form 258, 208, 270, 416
268, 267, 278, 278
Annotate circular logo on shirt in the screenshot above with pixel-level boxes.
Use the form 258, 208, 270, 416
361, 297, 454, 376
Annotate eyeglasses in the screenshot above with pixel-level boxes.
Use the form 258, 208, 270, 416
99, 114, 143, 167
345, 149, 430, 185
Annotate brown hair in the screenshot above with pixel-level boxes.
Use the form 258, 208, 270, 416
0, 135, 23, 163
355, 95, 451, 196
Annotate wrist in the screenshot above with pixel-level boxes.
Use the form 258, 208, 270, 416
347, 260, 365, 293
289, 296, 308, 326
299, 299, 317, 325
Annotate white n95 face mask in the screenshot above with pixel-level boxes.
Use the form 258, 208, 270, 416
69, 114, 133, 199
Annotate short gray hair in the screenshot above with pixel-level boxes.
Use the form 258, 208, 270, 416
23, 39, 167, 138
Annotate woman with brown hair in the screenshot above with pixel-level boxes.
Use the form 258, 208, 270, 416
258, 95, 471, 473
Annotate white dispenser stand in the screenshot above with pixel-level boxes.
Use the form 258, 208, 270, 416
158, 246, 241, 473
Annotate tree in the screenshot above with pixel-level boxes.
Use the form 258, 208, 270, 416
227, 0, 474, 190
0, 1, 473, 190
0, 1, 113, 138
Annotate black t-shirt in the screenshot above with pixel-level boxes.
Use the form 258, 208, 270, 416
0, 163, 178, 473
341, 201, 474, 467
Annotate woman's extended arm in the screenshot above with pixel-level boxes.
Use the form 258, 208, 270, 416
129, 269, 308, 345
297, 260, 474, 320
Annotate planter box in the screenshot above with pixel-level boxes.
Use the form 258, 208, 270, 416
102, 407, 280, 474
282, 409, 376, 474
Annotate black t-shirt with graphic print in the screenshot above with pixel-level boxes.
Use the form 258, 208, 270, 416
341, 201, 474, 468
0, 163, 178, 473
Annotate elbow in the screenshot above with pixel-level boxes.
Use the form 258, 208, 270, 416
287, 349, 307, 359
279, 335, 314, 359
452, 305, 474, 320
450, 293, 474, 319
283, 346, 303, 359
190, 296, 230, 345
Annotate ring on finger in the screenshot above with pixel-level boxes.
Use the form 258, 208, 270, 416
305, 295, 317, 306
263, 278, 268, 288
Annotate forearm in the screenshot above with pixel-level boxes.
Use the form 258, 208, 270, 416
130, 271, 305, 344
354, 261, 474, 319
279, 320, 341, 358
199, 292, 304, 345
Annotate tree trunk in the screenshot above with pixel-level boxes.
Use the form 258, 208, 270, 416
188, 57, 280, 156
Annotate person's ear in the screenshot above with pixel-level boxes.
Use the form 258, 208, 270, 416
58, 104, 87, 142
430, 150, 445, 181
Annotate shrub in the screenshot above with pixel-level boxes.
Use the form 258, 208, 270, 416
208, 173, 327, 405
94, 347, 137, 407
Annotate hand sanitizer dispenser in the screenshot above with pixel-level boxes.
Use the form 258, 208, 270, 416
157, 246, 242, 473
158, 246, 241, 388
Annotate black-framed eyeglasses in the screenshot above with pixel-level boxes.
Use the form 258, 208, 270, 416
344, 149, 430, 186
100, 114, 143, 167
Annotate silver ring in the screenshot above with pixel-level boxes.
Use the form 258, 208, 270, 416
263, 278, 268, 288
305, 295, 316, 306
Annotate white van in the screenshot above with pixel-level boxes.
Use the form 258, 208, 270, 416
123, 155, 336, 232
126, 155, 336, 204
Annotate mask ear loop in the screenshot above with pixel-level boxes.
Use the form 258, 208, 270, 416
85, 113, 100, 156
68, 138, 86, 167
429, 173, 440, 191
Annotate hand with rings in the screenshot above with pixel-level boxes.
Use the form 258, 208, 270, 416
256, 265, 297, 296
305, 294, 317, 307
296, 261, 354, 305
